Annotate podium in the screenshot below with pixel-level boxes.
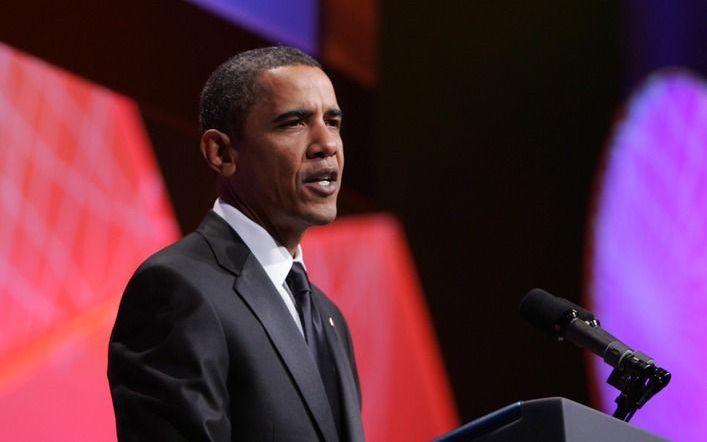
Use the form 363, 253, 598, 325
434, 397, 668, 442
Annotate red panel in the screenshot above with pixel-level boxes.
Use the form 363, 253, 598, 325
305, 214, 459, 441
322, 0, 379, 87
0, 43, 179, 442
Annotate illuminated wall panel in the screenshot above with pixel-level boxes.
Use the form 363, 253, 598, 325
589, 71, 707, 441
0, 43, 180, 441
184, 0, 318, 53
305, 215, 459, 442
322, 0, 378, 87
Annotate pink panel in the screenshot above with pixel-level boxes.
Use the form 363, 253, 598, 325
304, 214, 459, 442
0, 43, 180, 441
588, 71, 707, 441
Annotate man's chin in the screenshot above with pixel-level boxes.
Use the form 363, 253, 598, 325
304, 205, 338, 227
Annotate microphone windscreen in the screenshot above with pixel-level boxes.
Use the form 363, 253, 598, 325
519, 288, 584, 336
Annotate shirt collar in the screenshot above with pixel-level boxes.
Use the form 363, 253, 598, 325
213, 198, 304, 287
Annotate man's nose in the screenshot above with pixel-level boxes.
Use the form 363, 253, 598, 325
307, 121, 340, 159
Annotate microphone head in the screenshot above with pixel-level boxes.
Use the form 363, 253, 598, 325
519, 288, 594, 336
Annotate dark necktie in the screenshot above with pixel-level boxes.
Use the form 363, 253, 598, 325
286, 262, 343, 437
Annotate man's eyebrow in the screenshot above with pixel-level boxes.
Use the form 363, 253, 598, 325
271, 108, 343, 124
325, 108, 343, 118
272, 109, 313, 123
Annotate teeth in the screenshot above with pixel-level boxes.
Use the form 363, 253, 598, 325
310, 173, 333, 181
306, 171, 335, 185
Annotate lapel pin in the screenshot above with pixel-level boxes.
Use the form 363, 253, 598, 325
328, 317, 335, 327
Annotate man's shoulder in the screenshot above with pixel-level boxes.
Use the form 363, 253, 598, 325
138, 230, 211, 271
136, 211, 239, 271
126, 211, 250, 292
118, 232, 212, 297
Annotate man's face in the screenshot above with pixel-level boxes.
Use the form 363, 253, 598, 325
229, 65, 344, 241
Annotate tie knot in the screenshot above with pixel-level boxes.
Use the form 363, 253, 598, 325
286, 262, 311, 296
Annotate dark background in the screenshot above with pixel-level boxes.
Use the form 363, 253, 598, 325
2, 0, 706, 425
378, 1, 621, 418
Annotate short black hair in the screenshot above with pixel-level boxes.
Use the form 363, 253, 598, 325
199, 46, 321, 137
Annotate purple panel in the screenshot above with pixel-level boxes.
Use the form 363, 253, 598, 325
589, 71, 707, 441
185, 0, 318, 53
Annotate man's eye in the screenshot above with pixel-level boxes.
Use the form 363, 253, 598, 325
327, 118, 342, 129
281, 120, 303, 128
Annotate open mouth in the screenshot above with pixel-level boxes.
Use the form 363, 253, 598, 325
312, 175, 335, 186
304, 169, 338, 185
303, 169, 339, 195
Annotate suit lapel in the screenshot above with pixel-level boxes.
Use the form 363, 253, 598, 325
312, 291, 366, 442
198, 212, 339, 442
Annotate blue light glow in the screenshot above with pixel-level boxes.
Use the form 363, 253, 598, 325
185, 0, 319, 53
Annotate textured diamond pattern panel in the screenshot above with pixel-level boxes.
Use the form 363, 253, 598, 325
0, 43, 179, 441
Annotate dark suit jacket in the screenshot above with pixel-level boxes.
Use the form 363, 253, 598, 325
108, 211, 365, 441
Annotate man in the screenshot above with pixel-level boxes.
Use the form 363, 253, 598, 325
108, 46, 365, 442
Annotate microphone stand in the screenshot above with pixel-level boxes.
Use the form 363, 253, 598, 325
561, 312, 671, 422
607, 352, 671, 422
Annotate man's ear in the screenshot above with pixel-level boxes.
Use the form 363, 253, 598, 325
200, 129, 238, 177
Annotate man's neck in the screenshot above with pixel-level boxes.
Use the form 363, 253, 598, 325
218, 191, 302, 256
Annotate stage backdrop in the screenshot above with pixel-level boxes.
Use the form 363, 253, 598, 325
0, 42, 457, 441
588, 70, 707, 442
0, 41, 181, 441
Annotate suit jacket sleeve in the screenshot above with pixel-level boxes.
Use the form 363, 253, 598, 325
108, 264, 231, 441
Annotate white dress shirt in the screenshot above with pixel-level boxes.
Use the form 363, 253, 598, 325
213, 198, 305, 336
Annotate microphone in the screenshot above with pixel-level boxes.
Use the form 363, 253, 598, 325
519, 288, 671, 421
519, 288, 639, 369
